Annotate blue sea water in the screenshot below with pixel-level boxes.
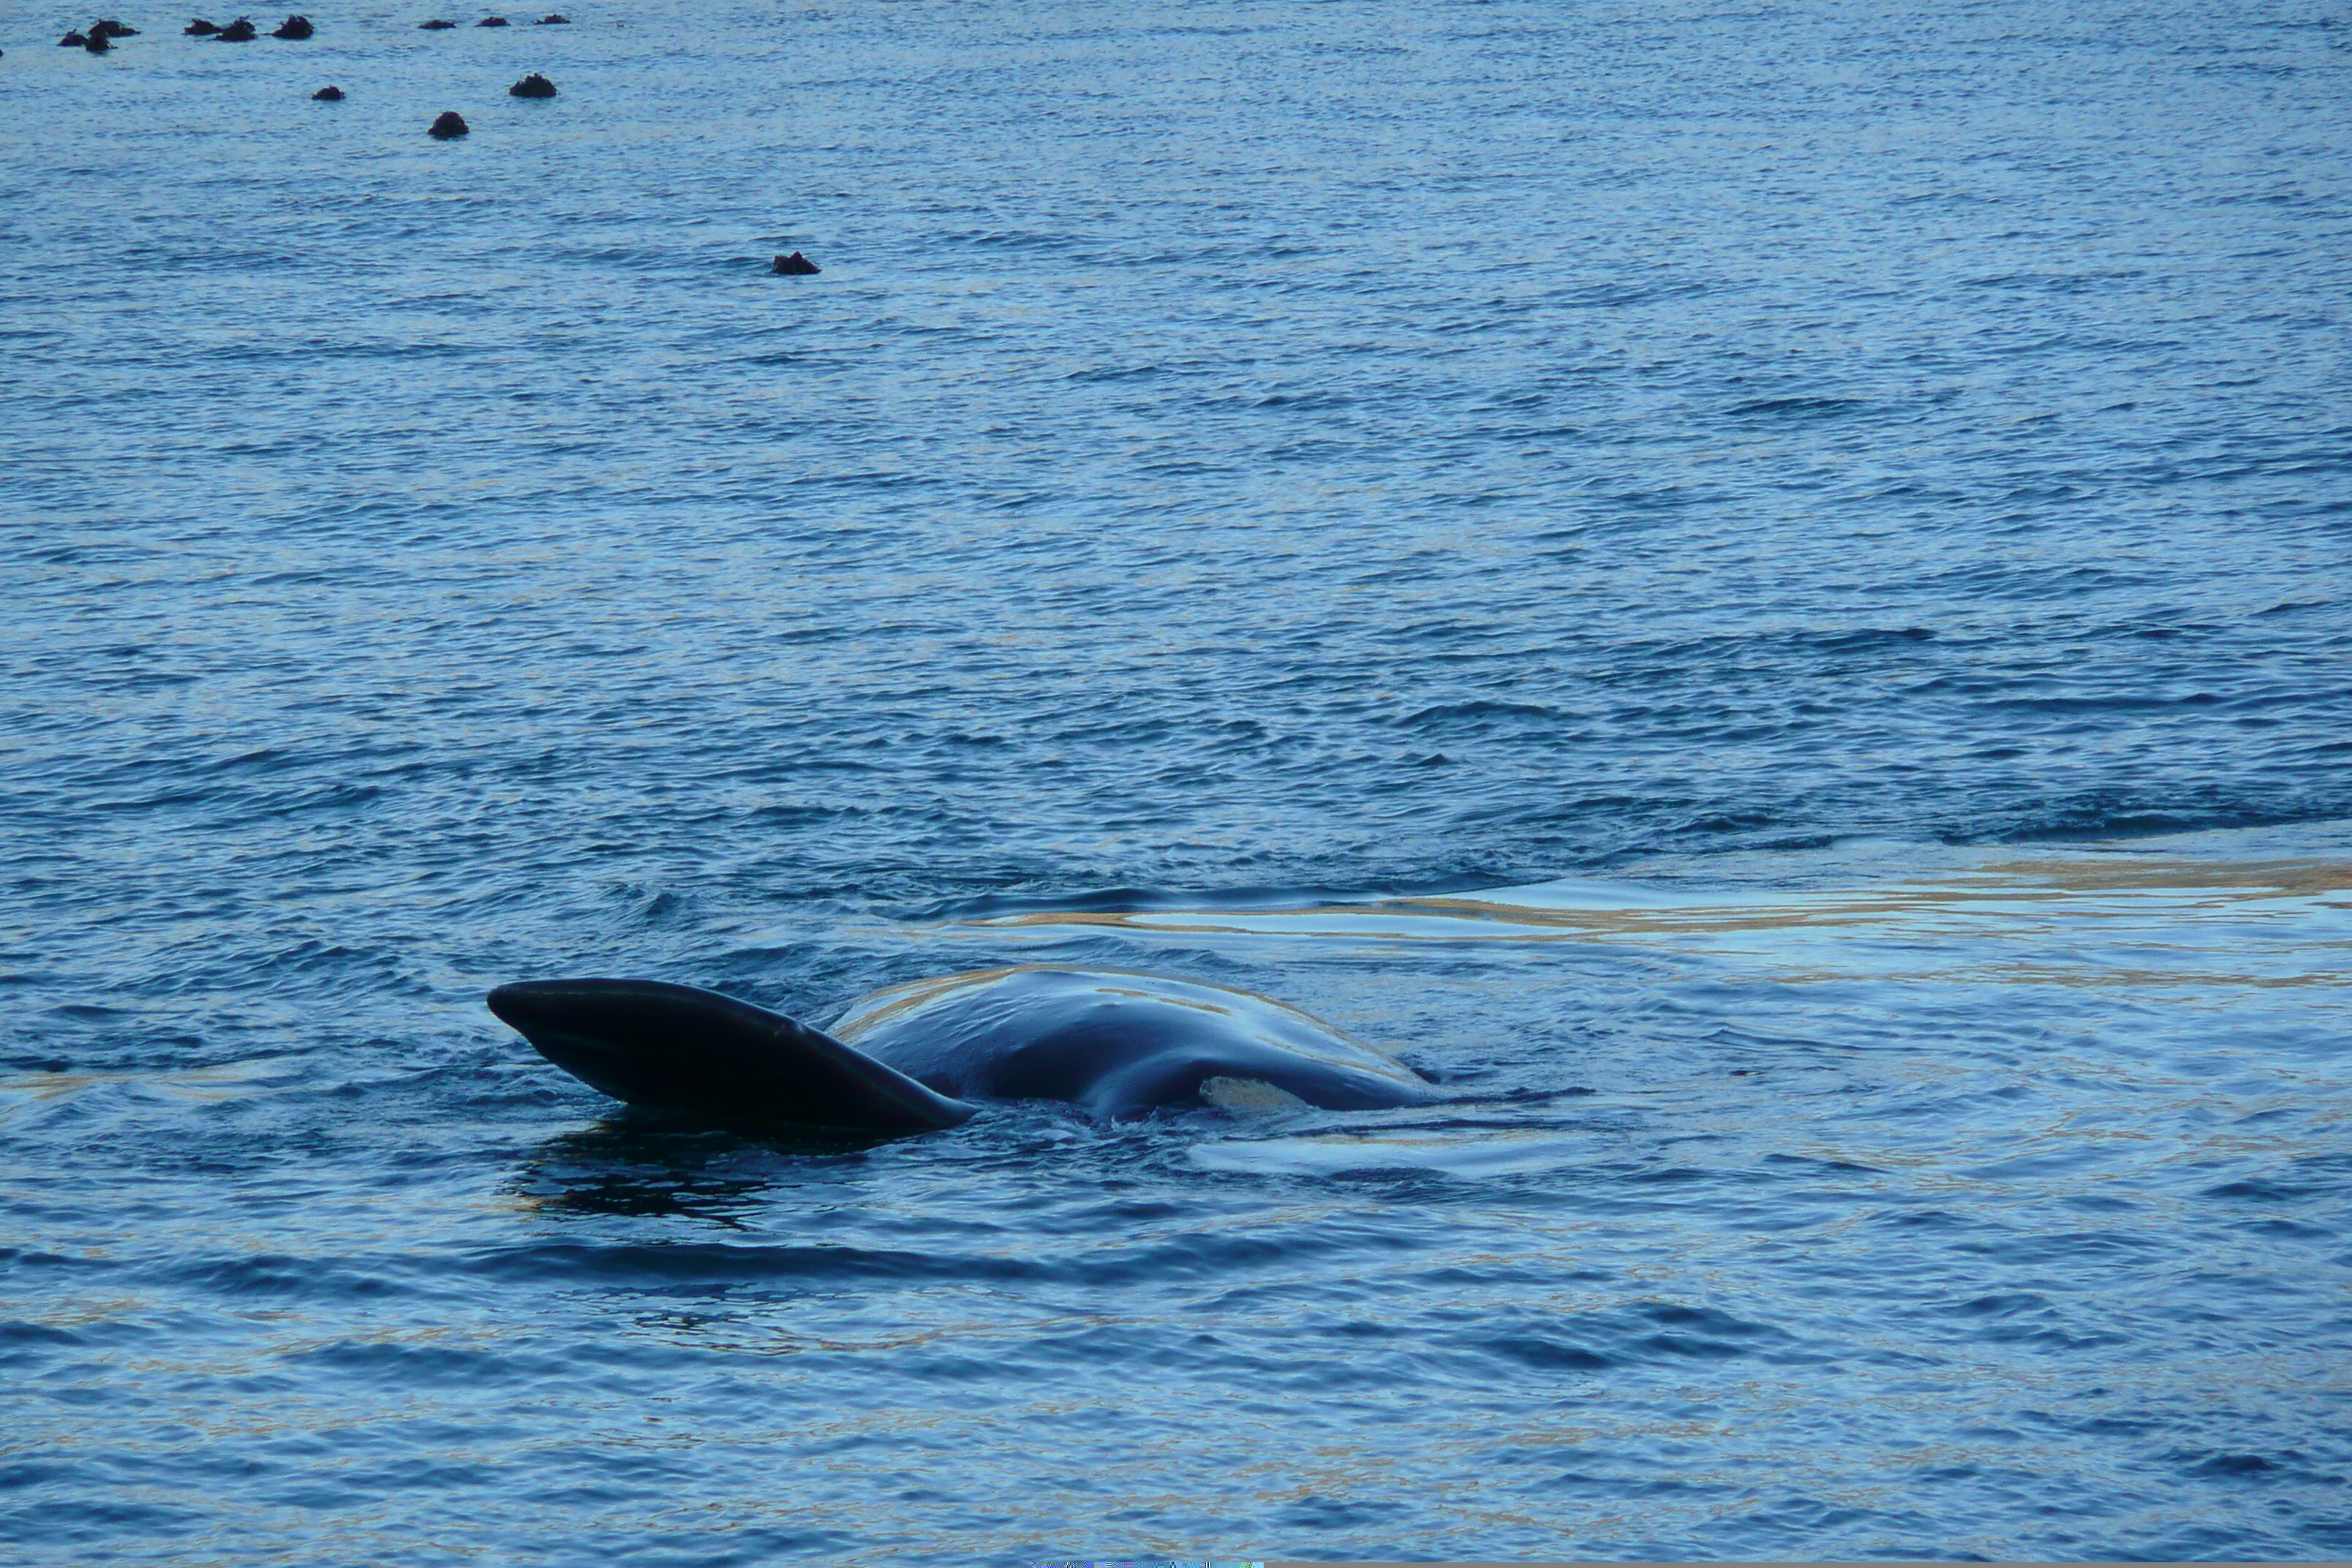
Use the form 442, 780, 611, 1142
3, 0, 2351, 1559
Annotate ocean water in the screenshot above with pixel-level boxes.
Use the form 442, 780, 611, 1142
4, 0, 2351, 1560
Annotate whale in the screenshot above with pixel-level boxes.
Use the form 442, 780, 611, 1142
487, 965, 1437, 1136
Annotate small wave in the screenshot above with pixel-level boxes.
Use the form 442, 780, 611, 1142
284, 1338, 532, 1387
164, 1253, 425, 1302
1554, 279, 1708, 309
0, 1319, 86, 1350
1063, 363, 1165, 384
1723, 395, 1868, 420
1796, 625, 1937, 652
1462, 1302, 1793, 1376
750, 803, 870, 825
912, 875, 1499, 921
2203, 1177, 2310, 1202
1982, 798, 2352, 846
465, 1240, 1048, 1288
1396, 698, 1561, 731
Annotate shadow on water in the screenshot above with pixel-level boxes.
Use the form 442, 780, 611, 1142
508, 1115, 889, 1228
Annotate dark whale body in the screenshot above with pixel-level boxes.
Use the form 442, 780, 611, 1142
488, 966, 1435, 1136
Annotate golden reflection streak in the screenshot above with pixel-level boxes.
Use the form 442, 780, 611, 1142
1965, 856, 2352, 894
0, 1057, 296, 1103
956, 855, 2352, 943
1708, 965, 2345, 990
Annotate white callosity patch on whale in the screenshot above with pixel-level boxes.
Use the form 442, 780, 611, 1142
1199, 1075, 1311, 1115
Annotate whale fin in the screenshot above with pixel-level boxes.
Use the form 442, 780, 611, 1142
487, 978, 977, 1136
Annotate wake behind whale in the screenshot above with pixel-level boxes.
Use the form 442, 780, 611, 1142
487, 966, 1437, 1136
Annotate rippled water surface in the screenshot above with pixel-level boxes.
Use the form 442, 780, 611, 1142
4, 0, 2351, 1560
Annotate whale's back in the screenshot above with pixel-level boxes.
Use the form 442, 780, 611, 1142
832, 966, 1434, 1120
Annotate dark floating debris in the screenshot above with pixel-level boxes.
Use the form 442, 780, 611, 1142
216, 16, 257, 39
429, 110, 470, 138
93, 18, 139, 35
477, 13, 508, 24
770, 252, 821, 276
535, 12, 568, 22
418, 17, 454, 27
508, 72, 555, 97
185, 17, 219, 33
312, 83, 343, 99
271, 14, 312, 37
